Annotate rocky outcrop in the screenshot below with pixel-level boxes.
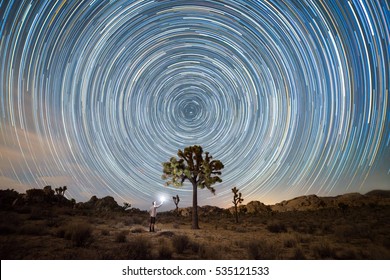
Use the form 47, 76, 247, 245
75, 195, 122, 212
271, 195, 327, 212
177, 205, 230, 217
2, 186, 73, 207
228, 201, 271, 215
0, 189, 20, 209
365, 190, 390, 199
243, 201, 271, 214
269, 191, 390, 212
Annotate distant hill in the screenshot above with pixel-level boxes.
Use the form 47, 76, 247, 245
269, 190, 390, 212
1, 187, 389, 214
365, 189, 390, 198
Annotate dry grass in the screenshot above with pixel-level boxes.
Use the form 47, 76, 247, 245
0, 204, 389, 259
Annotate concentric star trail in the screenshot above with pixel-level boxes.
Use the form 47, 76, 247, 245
0, 0, 389, 209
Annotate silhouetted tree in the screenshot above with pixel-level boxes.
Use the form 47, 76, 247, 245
173, 195, 180, 215
162, 145, 224, 229
232, 187, 244, 223
55, 186, 67, 196
122, 202, 131, 210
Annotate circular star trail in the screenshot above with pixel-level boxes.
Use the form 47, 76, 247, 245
0, 0, 389, 208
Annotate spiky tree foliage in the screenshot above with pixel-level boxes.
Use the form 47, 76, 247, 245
162, 145, 224, 229
232, 187, 244, 223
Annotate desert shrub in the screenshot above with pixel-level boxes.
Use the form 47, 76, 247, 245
28, 207, 45, 220
291, 221, 316, 234
123, 236, 152, 259
291, 247, 306, 259
246, 240, 282, 259
197, 243, 223, 259
115, 231, 128, 243
267, 220, 287, 233
172, 235, 190, 254
16, 206, 32, 214
132, 216, 145, 225
320, 222, 333, 234
123, 218, 132, 226
156, 238, 173, 259
46, 217, 59, 227
19, 223, 47, 235
55, 226, 67, 238
294, 233, 312, 243
64, 222, 93, 247
124, 216, 144, 226
190, 241, 201, 253
364, 246, 390, 259
333, 224, 372, 242
335, 247, 358, 259
114, 222, 125, 229
88, 217, 105, 225
311, 240, 336, 259
172, 222, 180, 229
282, 234, 297, 248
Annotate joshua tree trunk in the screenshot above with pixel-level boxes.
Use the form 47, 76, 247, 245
234, 204, 239, 223
192, 181, 199, 229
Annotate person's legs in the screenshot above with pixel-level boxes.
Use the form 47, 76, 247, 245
149, 217, 154, 232
150, 217, 156, 232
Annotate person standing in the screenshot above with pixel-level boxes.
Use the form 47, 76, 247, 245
149, 200, 163, 232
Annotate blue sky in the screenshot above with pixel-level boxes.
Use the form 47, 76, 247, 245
0, 0, 389, 210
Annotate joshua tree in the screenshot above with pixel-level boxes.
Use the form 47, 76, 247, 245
162, 145, 224, 229
232, 187, 244, 223
55, 186, 67, 196
173, 195, 180, 215
122, 202, 131, 210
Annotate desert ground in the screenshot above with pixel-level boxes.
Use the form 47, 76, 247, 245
1, 188, 390, 260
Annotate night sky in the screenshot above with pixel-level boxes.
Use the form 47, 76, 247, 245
0, 0, 389, 210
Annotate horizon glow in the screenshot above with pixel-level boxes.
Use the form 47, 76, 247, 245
0, 0, 389, 210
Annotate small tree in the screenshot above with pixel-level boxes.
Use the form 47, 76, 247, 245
162, 145, 224, 229
173, 195, 180, 215
232, 187, 244, 223
122, 202, 131, 210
